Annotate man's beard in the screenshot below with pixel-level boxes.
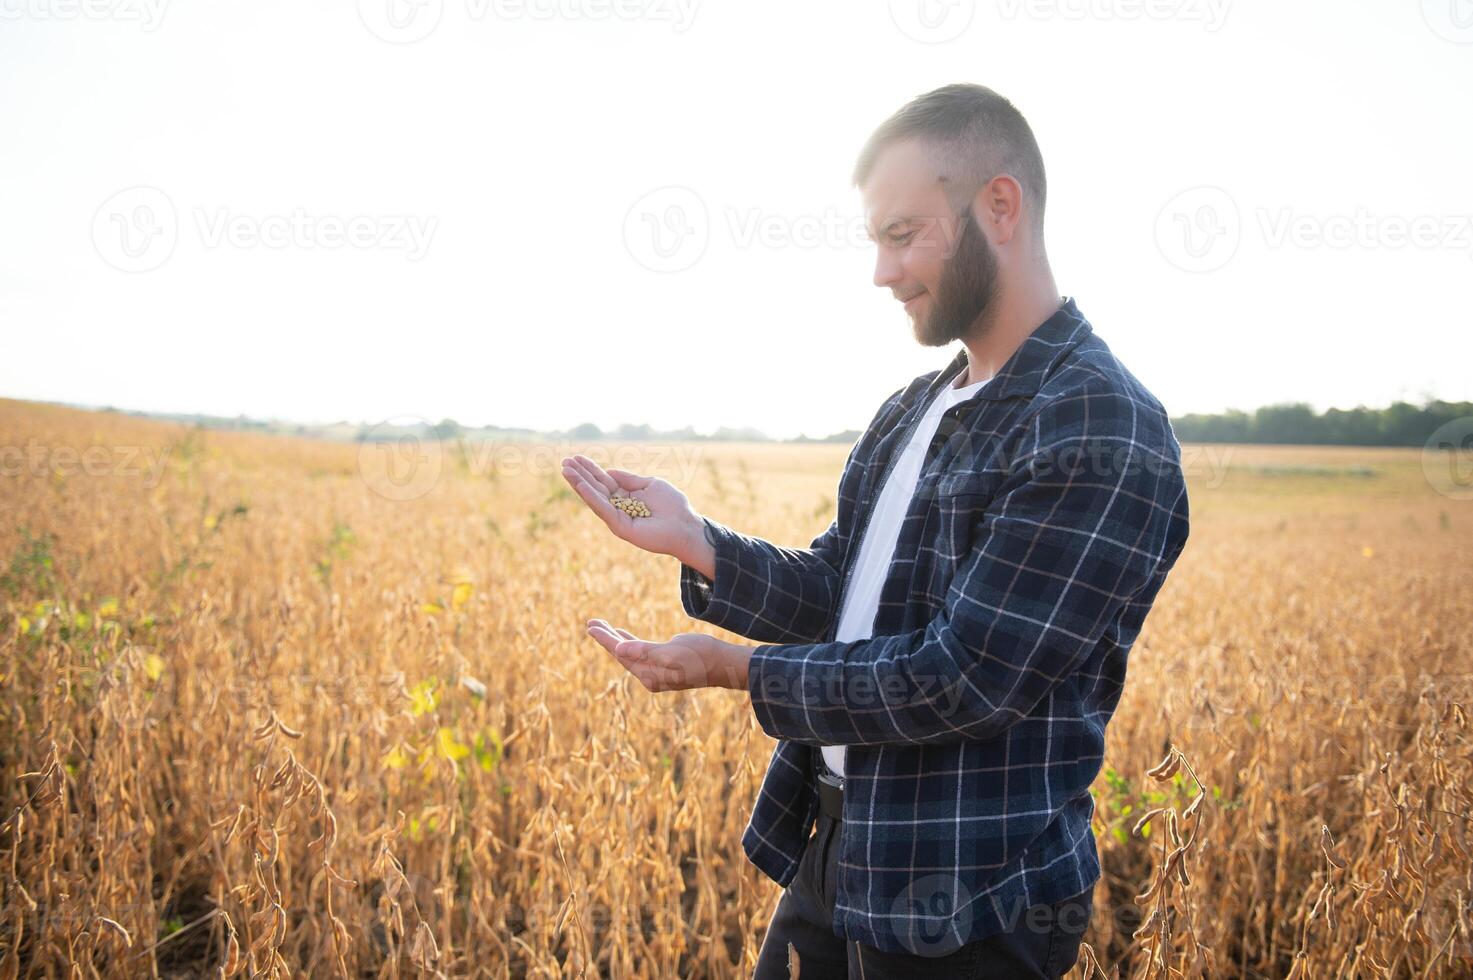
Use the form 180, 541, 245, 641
914, 207, 999, 347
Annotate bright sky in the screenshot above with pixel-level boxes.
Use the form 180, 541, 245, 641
2, 0, 1470, 440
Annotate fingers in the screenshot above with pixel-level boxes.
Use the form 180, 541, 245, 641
606, 468, 653, 492
562, 467, 626, 531
586, 622, 621, 652
587, 619, 628, 641
587, 619, 640, 645
563, 455, 613, 498
585, 620, 677, 689
564, 454, 620, 496
587, 624, 640, 667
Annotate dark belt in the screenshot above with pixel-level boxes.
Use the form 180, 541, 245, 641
818, 774, 844, 820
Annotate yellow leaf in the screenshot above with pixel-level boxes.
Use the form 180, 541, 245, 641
18, 617, 30, 634
437, 727, 470, 761
203, 514, 217, 530
144, 654, 166, 682
384, 744, 409, 770
409, 679, 439, 716
451, 582, 473, 612
97, 598, 119, 619
421, 601, 444, 615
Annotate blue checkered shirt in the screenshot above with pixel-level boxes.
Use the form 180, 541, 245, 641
678, 297, 1191, 956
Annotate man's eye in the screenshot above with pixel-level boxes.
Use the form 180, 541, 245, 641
890, 233, 914, 246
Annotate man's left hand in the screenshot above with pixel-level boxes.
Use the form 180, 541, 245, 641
584, 619, 751, 692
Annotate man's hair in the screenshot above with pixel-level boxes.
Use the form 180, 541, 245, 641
852, 83, 1047, 239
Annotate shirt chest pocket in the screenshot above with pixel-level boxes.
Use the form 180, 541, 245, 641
908, 469, 1002, 607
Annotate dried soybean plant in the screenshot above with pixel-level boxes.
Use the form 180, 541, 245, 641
3, 402, 1472, 978
1078, 745, 1213, 980
192, 710, 357, 979
1131, 745, 1213, 972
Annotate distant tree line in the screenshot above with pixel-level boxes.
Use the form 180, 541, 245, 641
1169, 399, 1473, 446
93, 397, 1472, 448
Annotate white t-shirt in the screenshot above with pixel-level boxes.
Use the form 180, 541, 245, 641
820, 368, 990, 779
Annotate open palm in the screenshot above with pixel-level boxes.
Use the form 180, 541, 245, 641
560, 454, 699, 559
584, 619, 746, 692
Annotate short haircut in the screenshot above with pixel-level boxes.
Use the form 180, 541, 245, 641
852, 83, 1047, 238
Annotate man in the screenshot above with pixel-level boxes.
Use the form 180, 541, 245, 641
562, 83, 1190, 979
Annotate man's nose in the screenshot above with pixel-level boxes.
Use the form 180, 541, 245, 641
872, 250, 901, 289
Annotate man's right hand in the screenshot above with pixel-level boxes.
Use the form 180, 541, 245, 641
560, 454, 715, 578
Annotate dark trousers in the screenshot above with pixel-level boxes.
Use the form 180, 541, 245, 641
751, 806, 1092, 979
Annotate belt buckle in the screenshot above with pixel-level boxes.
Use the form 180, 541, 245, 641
813, 746, 844, 789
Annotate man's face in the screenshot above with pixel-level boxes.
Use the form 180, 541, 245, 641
861, 139, 1000, 347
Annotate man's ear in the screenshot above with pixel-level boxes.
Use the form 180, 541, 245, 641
974, 175, 1024, 246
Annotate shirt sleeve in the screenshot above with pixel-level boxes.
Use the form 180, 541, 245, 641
744, 385, 1191, 746
678, 515, 846, 644
678, 385, 908, 644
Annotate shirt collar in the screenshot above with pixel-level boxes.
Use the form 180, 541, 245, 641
928, 296, 1092, 403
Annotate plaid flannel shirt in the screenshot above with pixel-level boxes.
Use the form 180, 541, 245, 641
678, 297, 1190, 956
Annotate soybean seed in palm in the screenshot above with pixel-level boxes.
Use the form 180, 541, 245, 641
610, 488, 652, 519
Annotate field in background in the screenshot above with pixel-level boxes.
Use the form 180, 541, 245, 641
1, 397, 1470, 978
